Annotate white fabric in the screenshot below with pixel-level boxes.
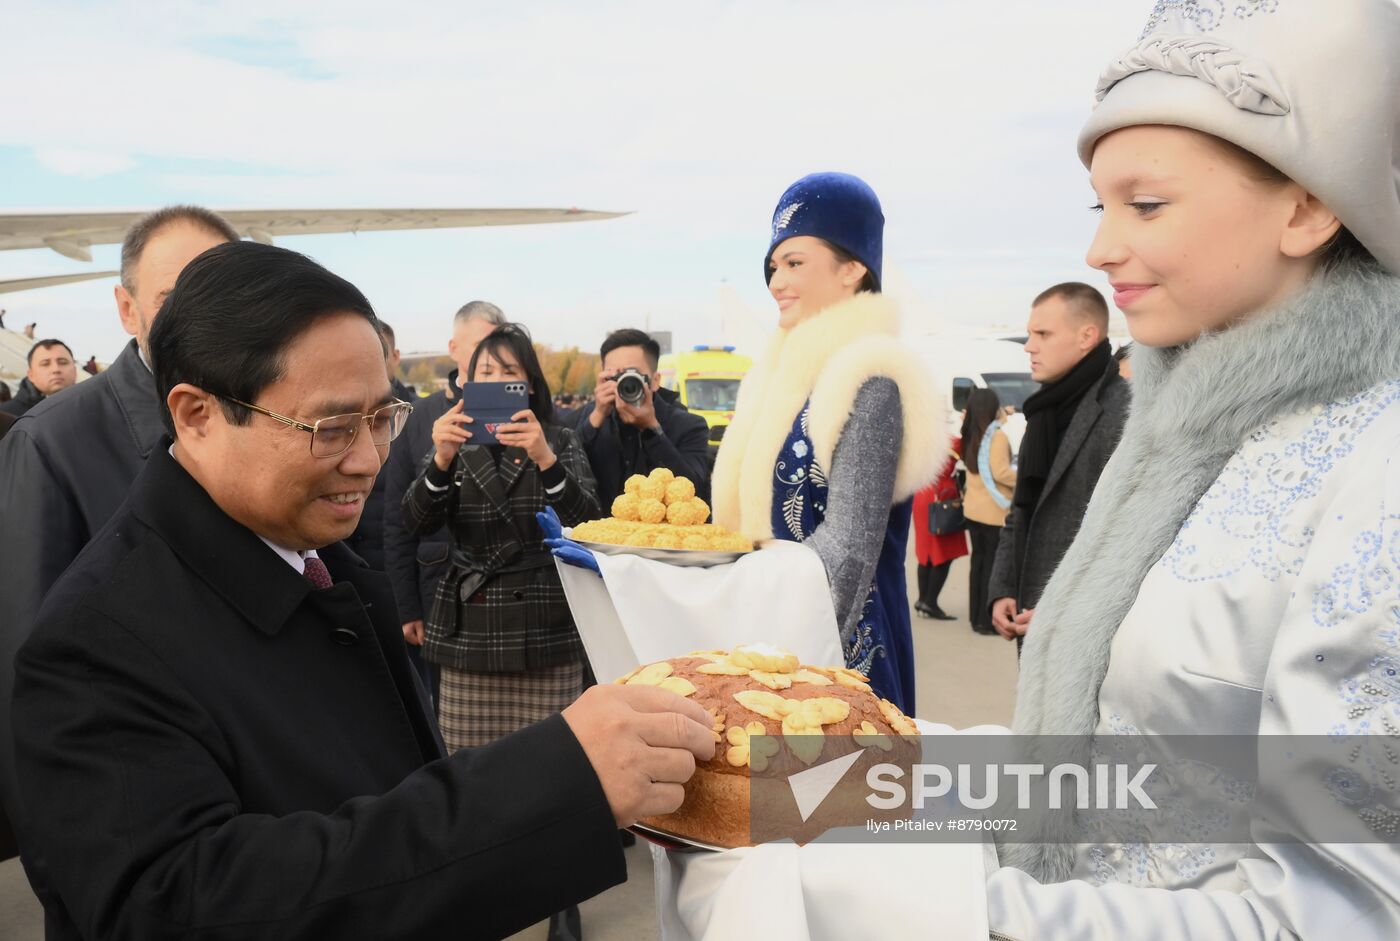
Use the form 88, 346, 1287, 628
655, 719, 1004, 941
987, 379, 1400, 938
556, 541, 842, 683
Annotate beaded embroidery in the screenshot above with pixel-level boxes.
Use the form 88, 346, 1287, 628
1140, 0, 1281, 39
772, 201, 803, 239
1162, 382, 1400, 585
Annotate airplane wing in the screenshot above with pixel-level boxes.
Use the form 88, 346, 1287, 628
0, 207, 630, 261
0, 270, 118, 294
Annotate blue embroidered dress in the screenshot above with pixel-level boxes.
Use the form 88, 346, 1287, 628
771, 401, 916, 713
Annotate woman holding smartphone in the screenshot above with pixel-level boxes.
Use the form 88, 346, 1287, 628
402, 322, 600, 755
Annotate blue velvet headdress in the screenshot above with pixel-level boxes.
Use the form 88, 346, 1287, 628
764, 172, 884, 289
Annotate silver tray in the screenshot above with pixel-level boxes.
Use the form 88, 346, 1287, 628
570, 535, 750, 568
628, 822, 727, 853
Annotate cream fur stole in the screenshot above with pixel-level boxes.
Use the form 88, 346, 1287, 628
712, 293, 945, 543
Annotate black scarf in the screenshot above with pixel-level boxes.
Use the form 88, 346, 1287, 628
1011, 339, 1113, 517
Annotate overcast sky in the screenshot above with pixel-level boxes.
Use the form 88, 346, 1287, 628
1, 1, 1151, 361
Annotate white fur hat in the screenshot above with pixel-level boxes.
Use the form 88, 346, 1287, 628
1078, 0, 1400, 275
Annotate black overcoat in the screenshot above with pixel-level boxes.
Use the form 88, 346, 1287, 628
11, 447, 625, 940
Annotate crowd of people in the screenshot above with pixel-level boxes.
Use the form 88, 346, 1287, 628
1, 1, 1399, 937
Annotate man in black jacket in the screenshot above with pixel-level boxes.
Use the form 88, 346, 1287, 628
11, 242, 713, 941
989, 283, 1129, 649
343, 319, 418, 572
0, 205, 239, 863
381, 300, 506, 700
575, 328, 712, 505
0, 339, 77, 419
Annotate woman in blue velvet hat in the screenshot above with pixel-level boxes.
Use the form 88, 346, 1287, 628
711, 172, 943, 715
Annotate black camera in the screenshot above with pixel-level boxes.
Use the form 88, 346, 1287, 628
613, 367, 648, 406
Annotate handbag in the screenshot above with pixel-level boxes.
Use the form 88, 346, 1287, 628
928, 497, 966, 536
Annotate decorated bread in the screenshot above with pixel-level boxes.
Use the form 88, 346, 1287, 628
571, 467, 752, 552
617, 644, 920, 848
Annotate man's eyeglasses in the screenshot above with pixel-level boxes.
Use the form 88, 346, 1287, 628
221, 396, 412, 458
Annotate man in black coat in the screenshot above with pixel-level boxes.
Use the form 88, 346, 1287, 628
0, 339, 78, 418
0, 206, 240, 863
574, 328, 713, 505
344, 319, 418, 572
381, 301, 505, 697
11, 242, 714, 941
989, 283, 1130, 648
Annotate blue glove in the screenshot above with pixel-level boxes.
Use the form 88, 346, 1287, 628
536, 507, 601, 576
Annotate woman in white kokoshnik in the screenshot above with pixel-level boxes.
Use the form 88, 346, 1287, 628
980, 1, 1400, 937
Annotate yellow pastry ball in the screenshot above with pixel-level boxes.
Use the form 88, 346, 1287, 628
683, 534, 709, 550
624, 474, 647, 496
722, 532, 753, 552
663, 477, 696, 505
648, 467, 676, 486
665, 498, 706, 526
637, 479, 666, 502
625, 529, 655, 547
638, 498, 668, 524
653, 532, 684, 550
612, 493, 641, 521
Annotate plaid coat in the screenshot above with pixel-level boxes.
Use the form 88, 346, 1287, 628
402, 424, 600, 672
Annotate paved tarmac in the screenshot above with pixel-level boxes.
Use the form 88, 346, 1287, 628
0, 554, 1018, 940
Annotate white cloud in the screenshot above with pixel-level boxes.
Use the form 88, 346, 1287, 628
32, 146, 136, 178
1, 0, 1155, 357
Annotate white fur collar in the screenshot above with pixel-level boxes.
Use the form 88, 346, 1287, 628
1001, 255, 1400, 881
712, 292, 944, 542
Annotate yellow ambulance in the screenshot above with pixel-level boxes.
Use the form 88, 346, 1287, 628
657, 345, 752, 457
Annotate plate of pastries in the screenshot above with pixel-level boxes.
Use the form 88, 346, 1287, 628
619, 644, 921, 850
568, 468, 753, 567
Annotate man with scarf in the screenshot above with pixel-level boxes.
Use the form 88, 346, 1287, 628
988, 282, 1128, 650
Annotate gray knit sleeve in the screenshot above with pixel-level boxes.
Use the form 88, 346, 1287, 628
804, 377, 903, 648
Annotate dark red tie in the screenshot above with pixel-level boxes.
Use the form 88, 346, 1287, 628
302, 556, 333, 590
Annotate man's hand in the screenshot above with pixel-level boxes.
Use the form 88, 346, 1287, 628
615, 380, 660, 431
562, 684, 717, 827
1012, 608, 1034, 637
589, 371, 619, 428
402, 620, 425, 646
991, 597, 1020, 640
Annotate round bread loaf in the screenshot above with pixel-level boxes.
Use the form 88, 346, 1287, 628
616, 644, 920, 848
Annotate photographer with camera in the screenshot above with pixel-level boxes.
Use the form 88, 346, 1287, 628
575, 328, 712, 505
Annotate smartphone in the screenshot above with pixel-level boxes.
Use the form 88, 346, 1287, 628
457, 381, 529, 446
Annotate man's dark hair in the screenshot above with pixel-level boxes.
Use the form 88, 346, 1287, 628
1032, 282, 1109, 337
148, 241, 378, 436
120, 205, 240, 294
378, 319, 396, 347
27, 339, 74, 365
467, 323, 554, 425
600, 328, 661, 371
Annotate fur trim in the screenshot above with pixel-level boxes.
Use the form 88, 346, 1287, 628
808, 334, 944, 503
712, 293, 945, 542
1000, 255, 1400, 882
